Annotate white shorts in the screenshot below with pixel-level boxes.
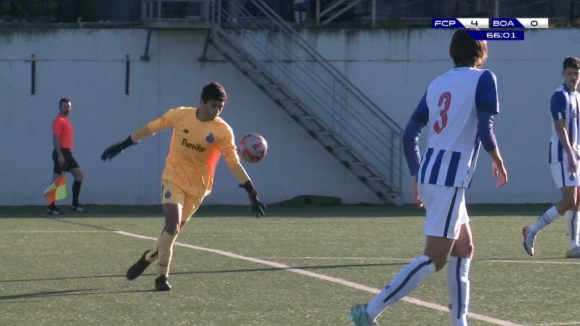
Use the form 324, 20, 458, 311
418, 184, 469, 240
550, 161, 580, 188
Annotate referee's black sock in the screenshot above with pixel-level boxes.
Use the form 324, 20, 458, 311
72, 180, 82, 207
48, 202, 56, 209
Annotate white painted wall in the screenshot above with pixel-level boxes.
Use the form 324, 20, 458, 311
291, 28, 579, 205
0, 28, 577, 206
0, 28, 381, 206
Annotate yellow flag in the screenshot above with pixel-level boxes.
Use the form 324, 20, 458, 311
44, 174, 68, 204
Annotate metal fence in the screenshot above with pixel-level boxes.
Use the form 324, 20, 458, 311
1, 0, 580, 26
373, 0, 571, 19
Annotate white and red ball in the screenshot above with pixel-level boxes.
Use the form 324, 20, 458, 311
238, 133, 268, 163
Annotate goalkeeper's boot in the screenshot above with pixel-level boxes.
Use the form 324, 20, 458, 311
154, 275, 171, 291
126, 250, 152, 281
522, 226, 537, 256
566, 246, 580, 258
349, 304, 379, 326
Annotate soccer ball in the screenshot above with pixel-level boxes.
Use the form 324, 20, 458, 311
238, 133, 268, 163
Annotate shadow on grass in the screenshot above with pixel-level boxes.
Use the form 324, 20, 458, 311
171, 262, 406, 276
0, 288, 162, 301
0, 261, 404, 285
0, 289, 96, 300
0, 274, 131, 284
0, 203, 556, 219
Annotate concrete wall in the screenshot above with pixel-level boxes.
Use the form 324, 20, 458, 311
0, 28, 578, 206
290, 28, 580, 205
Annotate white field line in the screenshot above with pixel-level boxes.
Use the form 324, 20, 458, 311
114, 230, 527, 326
258, 256, 412, 261
482, 260, 580, 265
258, 257, 580, 265
530, 323, 580, 326
0, 230, 108, 233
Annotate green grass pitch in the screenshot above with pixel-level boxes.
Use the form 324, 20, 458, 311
0, 204, 578, 326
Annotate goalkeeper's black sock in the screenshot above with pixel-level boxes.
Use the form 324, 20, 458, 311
48, 202, 56, 209
72, 180, 82, 206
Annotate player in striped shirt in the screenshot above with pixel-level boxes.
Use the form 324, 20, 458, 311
523, 57, 580, 258
349, 29, 508, 326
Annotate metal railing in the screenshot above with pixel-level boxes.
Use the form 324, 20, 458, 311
209, 0, 404, 196
141, 0, 209, 22
312, 0, 377, 27
373, 0, 571, 20
3, 0, 580, 26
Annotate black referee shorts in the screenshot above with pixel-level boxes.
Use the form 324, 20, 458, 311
52, 148, 80, 174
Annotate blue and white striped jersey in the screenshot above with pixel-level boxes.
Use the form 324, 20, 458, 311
548, 85, 580, 163
409, 67, 499, 188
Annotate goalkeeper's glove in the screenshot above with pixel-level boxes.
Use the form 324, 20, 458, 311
240, 180, 266, 218
101, 136, 136, 161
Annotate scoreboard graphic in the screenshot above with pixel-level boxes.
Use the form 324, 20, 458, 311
431, 18, 549, 41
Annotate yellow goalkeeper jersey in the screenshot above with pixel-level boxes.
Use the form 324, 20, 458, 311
147, 106, 243, 196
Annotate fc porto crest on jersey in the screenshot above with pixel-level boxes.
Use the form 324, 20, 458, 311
164, 189, 172, 199
205, 132, 215, 143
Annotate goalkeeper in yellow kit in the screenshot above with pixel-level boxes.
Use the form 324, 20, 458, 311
101, 82, 265, 291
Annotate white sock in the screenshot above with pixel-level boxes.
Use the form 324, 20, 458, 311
530, 206, 560, 233
366, 255, 436, 320
447, 256, 471, 326
565, 210, 580, 249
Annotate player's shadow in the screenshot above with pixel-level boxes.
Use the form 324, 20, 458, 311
0, 289, 95, 301
0, 263, 405, 285
0, 288, 160, 302
172, 262, 406, 276
0, 274, 132, 284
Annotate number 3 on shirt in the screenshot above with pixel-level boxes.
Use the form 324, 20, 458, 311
433, 92, 451, 134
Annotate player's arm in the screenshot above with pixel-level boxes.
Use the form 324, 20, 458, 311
403, 92, 429, 206
475, 70, 507, 187
52, 120, 65, 166
220, 136, 250, 184
101, 108, 180, 161
555, 121, 574, 158
403, 92, 429, 176
220, 127, 266, 217
551, 92, 577, 169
